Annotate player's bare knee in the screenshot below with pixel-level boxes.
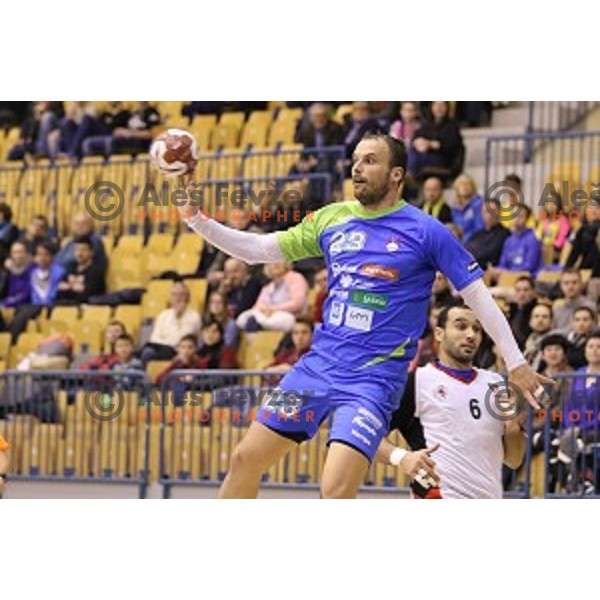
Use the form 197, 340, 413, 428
228, 443, 262, 476
321, 475, 357, 499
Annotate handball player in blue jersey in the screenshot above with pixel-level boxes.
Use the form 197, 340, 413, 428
179, 133, 551, 499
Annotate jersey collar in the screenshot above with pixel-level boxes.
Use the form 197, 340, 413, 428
431, 359, 477, 384
348, 199, 407, 219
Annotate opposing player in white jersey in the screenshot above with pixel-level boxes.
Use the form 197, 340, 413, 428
377, 301, 527, 499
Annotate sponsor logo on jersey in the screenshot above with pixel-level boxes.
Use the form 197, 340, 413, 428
329, 300, 345, 326
351, 429, 372, 446
385, 236, 401, 252
467, 261, 479, 273
357, 407, 383, 429
435, 385, 448, 400
360, 264, 399, 282
349, 290, 389, 311
331, 262, 359, 277
338, 274, 376, 290
344, 306, 374, 332
329, 230, 367, 256
330, 289, 349, 301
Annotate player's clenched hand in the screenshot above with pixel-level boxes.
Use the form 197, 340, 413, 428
401, 444, 440, 485
508, 363, 555, 410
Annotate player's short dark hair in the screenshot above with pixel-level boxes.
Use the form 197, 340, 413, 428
436, 299, 469, 330
361, 133, 407, 172
73, 234, 93, 248
115, 333, 135, 345
574, 306, 596, 321
540, 334, 569, 353
516, 275, 534, 288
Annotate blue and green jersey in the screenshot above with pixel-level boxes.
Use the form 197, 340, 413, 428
276, 199, 484, 376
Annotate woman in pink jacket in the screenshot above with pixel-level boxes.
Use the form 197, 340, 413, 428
236, 262, 308, 332
536, 192, 570, 265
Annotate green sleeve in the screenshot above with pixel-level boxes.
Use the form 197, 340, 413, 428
275, 215, 323, 261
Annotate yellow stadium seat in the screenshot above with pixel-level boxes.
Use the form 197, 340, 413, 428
116, 235, 144, 255
219, 112, 246, 130
270, 145, 303, 176
81, 305, 112, 329
173, 233, 204, 255
191, 115, 218, 150
185, 279, 208, 313
237, 331, 284, 369
142, 292, 170, 321
334, 103, 353, 124
536, 270, 562, 285
50, 306, 80, 327
549, 162, 581, 183
142, 254, 175, 280
0, 332, 11, 358
40, 320, 70, 337
248, 110, 274, 127
240, 121, 268, 148
146, 279, 174, 299
113, 305, 143, 339
268, 120, 296, 146
102, 236, 114, 255
242, 152, 271, 181
14, 332, 43, 353
72, 320, 103, 354
211, 124, 240, 149
211, 150, 243, 180
275, 107, 303, 123
146, 360, 172, 383
145, 233, 175, 255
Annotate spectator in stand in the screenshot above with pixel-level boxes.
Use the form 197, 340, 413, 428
203, 290, 239, 349
140, 281, 201, 364
7, 241, 65, 342
0, 204, 20, 254
110, 101, 161, 156
559, 306, 599, 370
0, 242, 33, 308
236, 262, 308, 332
312, 268, 328, 323
79, 102, 132, 157
523, 303, 554, 370
451, 175, 484, 242
389, 101, 421, 150
342, 102, 383, 163
218, 258, 262, 319
552, 269, 596, 330
7, 102, 61, 161
18, 214, 54, 255
82, 102, 160, 157
265, 318, 314, 373
566, 199, 600, 277
559, 333, 600, 491
407, 101, 464, 182
55, 236, 106, 304
507, 276, 537, 350
108, 334, 145, 389
55, 212, 107, 272
465, 197, 511, 270
156, 323, 237, 386
103, 321, 126, 354
535, 191, 570, 265
539, 334, 571, 378
421, 176, 452, 224
293, 102, 344, 174
489, 205, 542, 278
431, 271, 454, 307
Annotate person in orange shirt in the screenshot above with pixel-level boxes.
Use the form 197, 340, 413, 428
0, 436, 9, 496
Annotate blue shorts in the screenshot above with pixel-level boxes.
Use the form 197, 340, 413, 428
255, 351, 407, 462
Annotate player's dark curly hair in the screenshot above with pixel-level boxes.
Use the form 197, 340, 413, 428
436, 299, 468, 330
361, 133, 407, 172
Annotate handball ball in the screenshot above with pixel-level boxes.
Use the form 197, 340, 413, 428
150, 129, 199, 178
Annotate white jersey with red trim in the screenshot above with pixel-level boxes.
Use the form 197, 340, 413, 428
415, 362, 505, 499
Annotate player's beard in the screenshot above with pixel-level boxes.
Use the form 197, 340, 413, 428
355, 179, 391, 206
444, 345, 476, 369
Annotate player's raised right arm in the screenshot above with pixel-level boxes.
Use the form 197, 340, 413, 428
178, 184, 323, 265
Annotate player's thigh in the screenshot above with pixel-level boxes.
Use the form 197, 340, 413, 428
231, 420, 297, 473
321, 442, 370, 499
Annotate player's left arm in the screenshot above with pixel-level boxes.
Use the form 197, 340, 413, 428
427, 221, 553, 409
